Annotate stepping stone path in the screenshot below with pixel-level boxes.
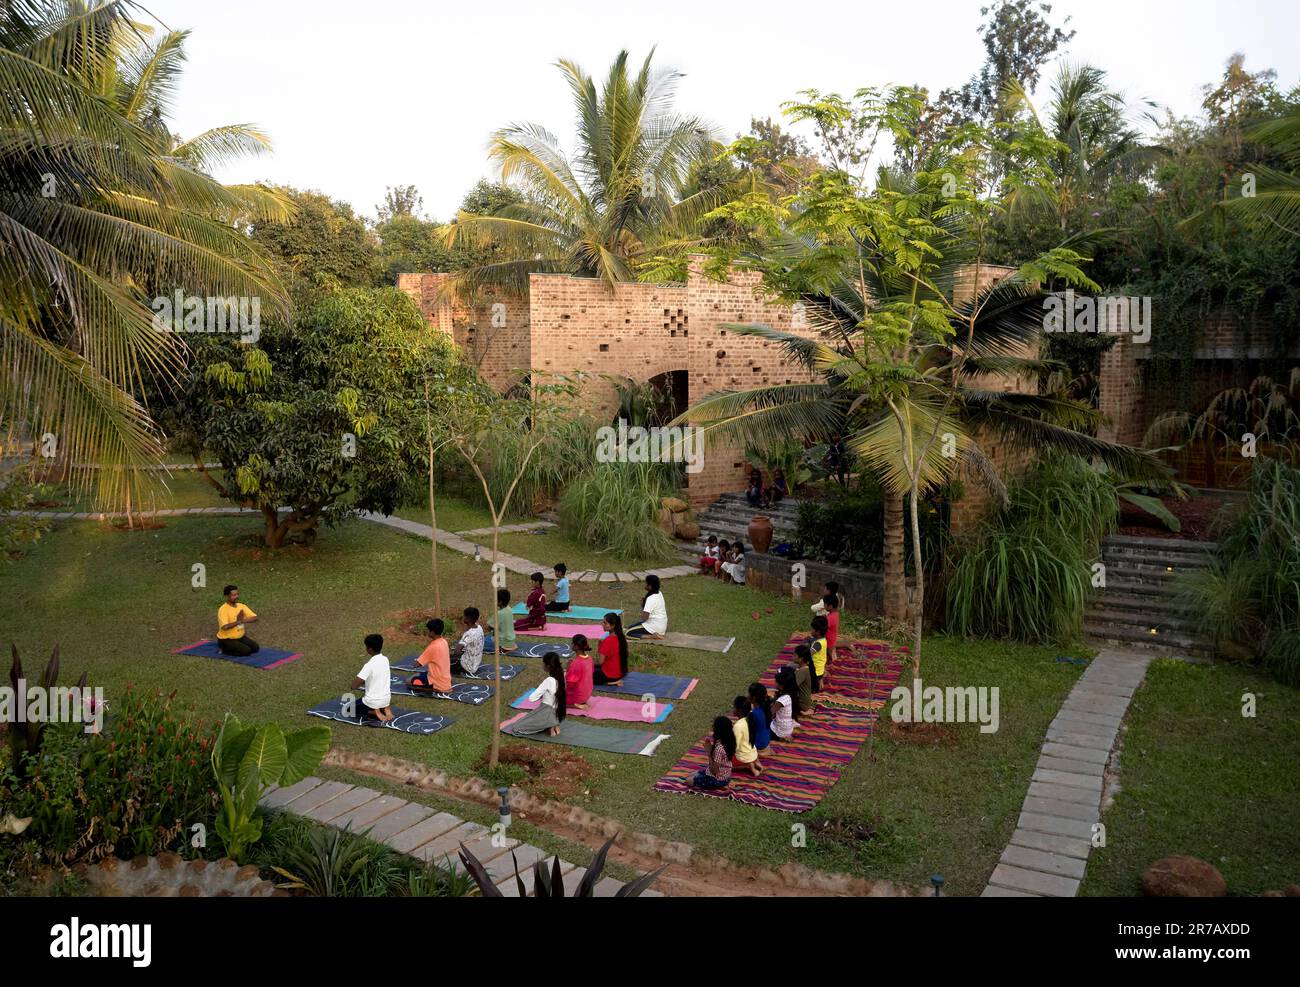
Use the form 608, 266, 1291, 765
259, 777, 664, 897
982, 648, 1152, 897
6, 507, 704, 584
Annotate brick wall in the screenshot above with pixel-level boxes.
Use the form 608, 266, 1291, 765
684, 258, 823, 507
526, 274, 689, 423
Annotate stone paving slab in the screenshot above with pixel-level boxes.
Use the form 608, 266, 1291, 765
1000, 843, 1087, 880
981, 884, 1041, 897
331, 794, 408, 833
1041, 741, 1110, 764
486, 843, 550, 885
1023, 795, 1099, 823
1008, 828, 1093, 860
1033, 768, 1103, 792
1037, 754, 1105, 776
358, 801, 435, 843
289, 780, 355, 816
416, 821, 489, 865
1045, 728, 1114, 750
1018, 811, 1097, 841
261, 776, 324, 810
1028, 781, 1098, 806
988, 863, 1080, 897
302, 785, 382, 824
599, 572, 616, 582
386, 811, 464, 855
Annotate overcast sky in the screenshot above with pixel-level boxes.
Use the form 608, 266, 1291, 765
144, 0, 1300, 221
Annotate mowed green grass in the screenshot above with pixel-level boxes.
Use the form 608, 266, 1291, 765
7, 512, 1086, 893
1081, 659, 1300, 896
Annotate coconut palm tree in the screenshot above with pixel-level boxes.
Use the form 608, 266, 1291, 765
0, 0, 289, 509
1184, 111, 1300, 242
442, 49, 721, 295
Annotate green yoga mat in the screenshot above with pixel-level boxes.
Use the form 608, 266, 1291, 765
511, 604, 621, 621
499, 712, 669, 756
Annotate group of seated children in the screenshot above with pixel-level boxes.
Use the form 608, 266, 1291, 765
698, 536, 746, 585
689, 596, 840, 791
743, 467, 789, 509
512, 564, 573, 632
509, 613, 631, 735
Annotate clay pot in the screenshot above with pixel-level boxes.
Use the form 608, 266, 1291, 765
748, 515, 774, 554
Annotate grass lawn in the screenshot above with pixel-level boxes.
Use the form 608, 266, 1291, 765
5, 512, 1088, 894
1081, 659, 1300, 896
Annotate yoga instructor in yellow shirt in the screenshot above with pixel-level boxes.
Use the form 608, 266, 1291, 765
217, 584, 261, 657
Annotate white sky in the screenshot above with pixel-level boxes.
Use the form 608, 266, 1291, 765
145, 0, 1300, 221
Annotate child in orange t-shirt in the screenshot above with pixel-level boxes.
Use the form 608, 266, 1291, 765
411, 618, 452, 693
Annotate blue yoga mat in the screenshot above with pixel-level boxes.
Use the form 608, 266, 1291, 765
593, 671, 698, 700
392, 655, 524, 681
387, 674, 493, 705
490, 641, 573, 660
172, 638, 301, 670
511, 604, 622, 621
307, 697, 452, 734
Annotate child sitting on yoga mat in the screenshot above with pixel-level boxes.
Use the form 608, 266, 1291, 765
771, 668, 801, 740
565, 634, 594, 707
747, 682, 772, 751
790, 647, 814, 715
411, 618, 451, 694
809, 615, 830, 692
493, 588, 516, 654
546, 563, 571, 612
352, 633, 393, 722
450, 607, 484, 676
515, 572, 548, 631
594, 613, 629, 685
216, 584, 260, 657
626, 574, 667, 639
511, 652, 567, 736
731, 696, 763, 776
690, 716, 736, 790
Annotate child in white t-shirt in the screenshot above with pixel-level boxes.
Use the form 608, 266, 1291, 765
450, 607, 484, 676
352, 633, 393, 722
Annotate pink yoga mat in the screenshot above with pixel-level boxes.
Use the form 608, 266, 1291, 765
516, 623, 605, 640
510, 692, 673, 724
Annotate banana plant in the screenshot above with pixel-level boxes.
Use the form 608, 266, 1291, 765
211, 714, 330, 861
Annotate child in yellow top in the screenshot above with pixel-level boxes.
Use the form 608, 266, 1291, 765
730, 695, 763, 776
217, 584, 260, 657
809, 615, 829, 693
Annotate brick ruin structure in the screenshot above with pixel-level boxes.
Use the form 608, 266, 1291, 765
398, 258, 1028, 525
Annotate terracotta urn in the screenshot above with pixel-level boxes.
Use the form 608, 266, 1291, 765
748, 515, 774, 554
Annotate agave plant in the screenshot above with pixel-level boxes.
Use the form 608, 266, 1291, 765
458, 835, 665, 898
7, 644, 86, 779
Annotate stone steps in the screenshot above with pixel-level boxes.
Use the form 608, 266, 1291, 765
260, 777, 663, 898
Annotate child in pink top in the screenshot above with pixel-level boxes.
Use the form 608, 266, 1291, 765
564, 634, 594, 707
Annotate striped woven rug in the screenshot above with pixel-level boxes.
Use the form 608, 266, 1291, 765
652, 636, 907, 813
759, 633, 909, 711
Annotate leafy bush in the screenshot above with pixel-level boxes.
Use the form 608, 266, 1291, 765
2, 688, 217, 863
945, 455, 1119, 643
558, 460, 678, 563
792, 480, 947, 571
1188, 457, 1300, 685
459, 834, 663, 898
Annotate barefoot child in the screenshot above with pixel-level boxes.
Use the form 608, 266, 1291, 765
511, 652, 568, 736
698, 535, 721, 575
732, 695, 763, 776
790, 646, 814, 714
771, 668, 801, 740
514, 572, 548, 631
809, 615, 830, 693
546, 563, 571, 612
493, 589, 516, 655
352, 634, 393, 722
410, 619, 451, 694
594, 613, 629, 686
690, 716, 736, 790
627, 575, 667, 639
450, 607, 484, 676
565, 634, 594, 708
821, 593, 840, 660
747, 682, 772, 752
721, 540, 747, 585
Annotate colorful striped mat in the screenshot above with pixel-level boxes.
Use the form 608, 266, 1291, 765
759, 634, 908, 711
652, 704, 879, 813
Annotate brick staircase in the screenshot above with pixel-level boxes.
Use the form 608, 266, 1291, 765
1084, 534, 1217, 660
675, 492, 804, 563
